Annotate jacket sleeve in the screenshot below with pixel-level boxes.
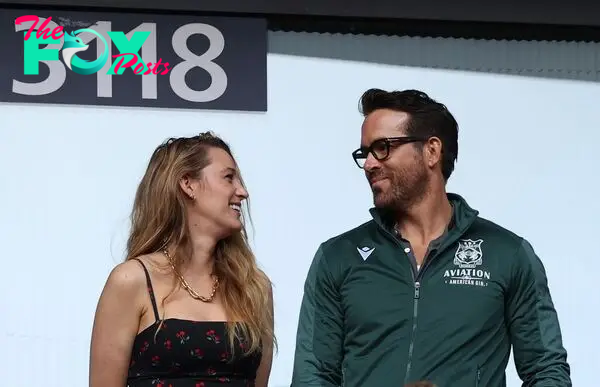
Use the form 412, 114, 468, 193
506, 238, 571, 387
290, 245, 344, 387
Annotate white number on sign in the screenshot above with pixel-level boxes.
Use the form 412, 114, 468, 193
13, 16, 66, 96
169, 23, 228, 103
12, 20, 228, 103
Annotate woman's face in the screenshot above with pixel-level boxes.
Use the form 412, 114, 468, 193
181, 147, 249, 238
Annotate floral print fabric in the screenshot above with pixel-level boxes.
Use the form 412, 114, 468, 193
127, 259, 261, 387
127, 319, 261, 387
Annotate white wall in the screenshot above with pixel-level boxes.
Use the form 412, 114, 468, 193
1, 32, 599, 386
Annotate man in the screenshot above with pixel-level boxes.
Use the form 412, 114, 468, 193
290, 88, 571, 387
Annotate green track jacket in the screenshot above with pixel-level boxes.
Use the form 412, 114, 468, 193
291, 193, 570, 387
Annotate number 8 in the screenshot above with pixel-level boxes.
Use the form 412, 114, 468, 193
169, 23, 228, 103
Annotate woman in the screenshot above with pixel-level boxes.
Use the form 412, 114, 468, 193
89, 132, 275, 387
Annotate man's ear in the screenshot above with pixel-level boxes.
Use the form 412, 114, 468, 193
424, 136, 443, 168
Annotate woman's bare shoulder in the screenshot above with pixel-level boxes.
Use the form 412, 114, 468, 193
104, 253, 165, 292
103, 259, 148, 295
130, 252, 171, 276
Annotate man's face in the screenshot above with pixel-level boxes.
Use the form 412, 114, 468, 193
360, 109, 430, 212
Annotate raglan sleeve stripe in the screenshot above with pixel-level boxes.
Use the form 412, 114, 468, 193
507, 238, 571, 387
290, 244, 344, 387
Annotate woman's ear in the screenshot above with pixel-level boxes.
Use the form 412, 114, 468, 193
179, 175, 195, 200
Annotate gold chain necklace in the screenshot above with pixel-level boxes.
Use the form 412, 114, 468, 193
162, 249, 219, 303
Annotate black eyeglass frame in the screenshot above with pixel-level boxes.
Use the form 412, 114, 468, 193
351, 136, 427, 168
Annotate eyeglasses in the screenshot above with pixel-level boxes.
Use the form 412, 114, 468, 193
352, 136, 425, 168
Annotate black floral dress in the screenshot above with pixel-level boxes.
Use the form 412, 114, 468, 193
127, 259, 262, 387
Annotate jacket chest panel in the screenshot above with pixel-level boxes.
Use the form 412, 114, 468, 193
415, 248, 509, 355
339, 259, 414, 338
338, 244, 509, 340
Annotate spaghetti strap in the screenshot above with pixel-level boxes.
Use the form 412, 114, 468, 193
132, 258, 160, 322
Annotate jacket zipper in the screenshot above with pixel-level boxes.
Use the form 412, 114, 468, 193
476, 367, 481, 387
378, 226, 437, 385
374, 208, 474, 384
403, 250, 438, 385
403, 280, 420, 385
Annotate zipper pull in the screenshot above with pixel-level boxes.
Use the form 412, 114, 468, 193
414, 282, 421, 299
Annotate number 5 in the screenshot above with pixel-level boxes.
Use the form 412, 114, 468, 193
13, 16, 66, 96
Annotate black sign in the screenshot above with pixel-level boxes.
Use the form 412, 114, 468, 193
2, 0, 599, 28
0, 9, 267, 111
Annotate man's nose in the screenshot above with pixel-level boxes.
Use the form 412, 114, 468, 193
363, 152, 380, 172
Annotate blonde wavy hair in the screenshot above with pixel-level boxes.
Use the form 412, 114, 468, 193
125, 132, 275, 356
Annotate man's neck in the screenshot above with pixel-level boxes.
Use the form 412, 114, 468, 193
395, 191, 453, 245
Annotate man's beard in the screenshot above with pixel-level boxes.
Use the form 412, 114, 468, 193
370, 161, 430, 213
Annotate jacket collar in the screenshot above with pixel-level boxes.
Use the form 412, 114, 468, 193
369, 192, 479, 237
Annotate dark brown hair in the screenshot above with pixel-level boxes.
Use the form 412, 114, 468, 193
359, 88, 459, 181
404, 381, 437, 387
